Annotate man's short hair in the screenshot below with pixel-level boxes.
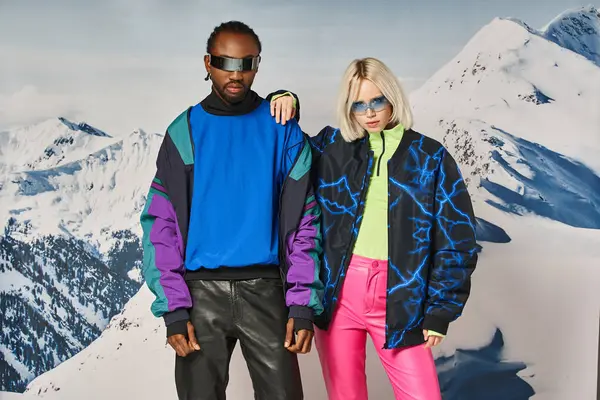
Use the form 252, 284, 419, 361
206, 21, 262, 54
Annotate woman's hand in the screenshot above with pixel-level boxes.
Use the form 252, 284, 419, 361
423, 329, 444, 348
270, 95, 296, 125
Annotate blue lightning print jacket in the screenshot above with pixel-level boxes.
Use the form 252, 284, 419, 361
308, 126, 478, 349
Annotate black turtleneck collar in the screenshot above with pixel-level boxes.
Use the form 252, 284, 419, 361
200, 89, 263, 116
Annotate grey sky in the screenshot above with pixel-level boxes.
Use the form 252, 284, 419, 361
0, 0, 597, 135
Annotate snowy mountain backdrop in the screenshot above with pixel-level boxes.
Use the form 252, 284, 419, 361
0, 118, 164, 391
1, 4, 599, 400
410, 5, 600, 229
408, 5, 600, 399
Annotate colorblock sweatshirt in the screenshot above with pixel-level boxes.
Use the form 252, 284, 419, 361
140, 90, 324, 336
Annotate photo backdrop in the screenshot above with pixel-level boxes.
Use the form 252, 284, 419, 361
1, 1, 599, 399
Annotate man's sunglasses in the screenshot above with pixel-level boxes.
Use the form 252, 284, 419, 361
351, 95, 389, 114
208, 54, 261, 72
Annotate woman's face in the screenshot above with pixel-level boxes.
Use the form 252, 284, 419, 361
351, 79, 393, 134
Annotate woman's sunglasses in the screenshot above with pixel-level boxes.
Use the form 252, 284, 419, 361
351, 95, 389, 114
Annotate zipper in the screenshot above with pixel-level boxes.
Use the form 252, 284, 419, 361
376, 132, 385, 176
327, 150, 374, 321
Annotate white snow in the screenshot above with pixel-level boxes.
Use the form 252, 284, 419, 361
0, 346, 34, 382
0, 269, 30, 293
410, 16, 600, 175
541, 5, 600, 67
1, 267, 80, 349
408, 7, 600, 399
0, 119, 113, 175
0, 121, 163, 256
434, 207, 600, 399
0, 392, 33, 399
20, 284, 405, 399
0, 118, 162, 387
20, 210, 600, 400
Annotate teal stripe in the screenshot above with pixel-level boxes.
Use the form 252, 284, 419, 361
304, 194, 315, 207
167, 108, 194, 166
149, 186, 169, 200
153, 177, 162, 185
140, 191, 169, 317
289, 139, 311, 181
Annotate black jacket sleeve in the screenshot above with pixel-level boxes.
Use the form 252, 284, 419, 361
265, 89, 301, 122
423, 149, 478, 335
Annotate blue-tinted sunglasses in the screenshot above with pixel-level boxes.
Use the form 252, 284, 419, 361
351, 95, 389, 114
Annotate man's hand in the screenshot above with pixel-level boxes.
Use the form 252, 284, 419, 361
284, 318, 313, 354
168, 321, 201, 357
423, 329, 443, 349
270, 95, 296, 125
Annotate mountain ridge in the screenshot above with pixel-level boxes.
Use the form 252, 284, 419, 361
0, 118, 158, 391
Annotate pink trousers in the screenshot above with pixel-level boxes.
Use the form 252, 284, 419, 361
315, 254, 442, 400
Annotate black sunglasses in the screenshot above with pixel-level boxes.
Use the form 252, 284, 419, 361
208, 54, 261, 72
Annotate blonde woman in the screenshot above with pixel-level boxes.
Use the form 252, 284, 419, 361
267, 58, 478, 399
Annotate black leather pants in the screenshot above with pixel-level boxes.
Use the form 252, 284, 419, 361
175, 278, 303, 400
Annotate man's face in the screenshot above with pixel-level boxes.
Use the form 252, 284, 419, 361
204, 32, 260, 104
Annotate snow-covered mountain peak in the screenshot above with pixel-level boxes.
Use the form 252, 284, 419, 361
497, 16, 538, 35
460, 17, 532, 53
541, 5, 600, 67
125, 127, 162, 146
0, 118, 116, 174
0, 119, 164, 256
411, 8, 600, 175
410, 7, 600, 230
0, 119, 155, 392
463, 7, 600, 68
542, 4, 599, 30
128, 127, 148, 136
57, 118, 111, 138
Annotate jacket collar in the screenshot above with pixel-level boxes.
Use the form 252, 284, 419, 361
200, 89, 263, 116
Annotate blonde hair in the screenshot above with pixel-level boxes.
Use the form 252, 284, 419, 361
335, 57, 413, 142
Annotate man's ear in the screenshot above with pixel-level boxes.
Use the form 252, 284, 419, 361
203, 55, 212, 81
